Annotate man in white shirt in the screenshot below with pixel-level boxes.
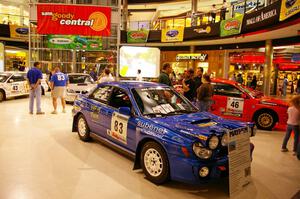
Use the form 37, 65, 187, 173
221, 0, 229, 20
136, 69, 143, 81
99, 68, 114, 83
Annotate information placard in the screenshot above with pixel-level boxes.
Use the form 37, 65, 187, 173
228, 127, 251, 197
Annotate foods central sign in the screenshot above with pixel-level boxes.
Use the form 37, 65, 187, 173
37, 4, 111, 36
176, 53, 208, 61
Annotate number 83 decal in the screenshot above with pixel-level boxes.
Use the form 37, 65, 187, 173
109, 112, 129, 144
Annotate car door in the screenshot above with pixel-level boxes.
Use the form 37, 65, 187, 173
105, 87, 137, 152
7, 73, 28, 97
211, 83, 249, 121
85, 85, 113, 136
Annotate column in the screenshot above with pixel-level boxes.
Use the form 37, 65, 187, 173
190, 46, 196, 71
121, 0, 128, 31
191, 0, 198, 27
223, 50, 229, 79
263, 40, 273, 96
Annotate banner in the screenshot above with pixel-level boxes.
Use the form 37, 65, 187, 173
127, 30, 149, 43
161, 26, 184, 42
37, 4, 111, 36
242, 0, 280, 33
220, 15, 244, 37
232, 0, 265, 15
280, 0, 300, 21
47, 35, 102, 50
184, 23, 220, 40
9, 25, 29, 39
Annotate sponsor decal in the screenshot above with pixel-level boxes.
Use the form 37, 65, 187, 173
37, 4, 111, 36
198, 135, 208, 140
197, 122, 217, 127
9, 25, 29, 39
229, 127, 248, 138
137, 121, 167, 134
193, 26, 211, 34
127, 30, 149, 43
280, 0, 300, 21
220, 15, 244, 37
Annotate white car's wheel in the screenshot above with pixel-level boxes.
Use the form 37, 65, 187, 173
0, 90, 5, 102
77, 115, 91, 141
141, 141, 169, 184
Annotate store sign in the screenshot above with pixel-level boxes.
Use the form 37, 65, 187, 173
9, 25, 29, 39
233, 0, 265, 15
0, 43, 4, 72
280, 0, 300, 21
228, 127, 252, 197
176, 53, 208, 61
184, 23, 220, 40
220, 15, 244, 37
37, 4, 111, 36
127, 30, 149, 43
161, 27, 184, 42
47, 35, 102, 50
242, 0, 280, 32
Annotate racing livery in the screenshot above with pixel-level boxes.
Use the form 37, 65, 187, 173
72, 81, 255, 184
211, 78, 288, 130
66, 73, 96, 103
0, 72, 29, 102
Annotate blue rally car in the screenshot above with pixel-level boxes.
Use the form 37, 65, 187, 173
72, 81, 255, 184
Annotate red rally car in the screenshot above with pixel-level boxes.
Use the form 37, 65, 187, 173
210, 78, 288, 130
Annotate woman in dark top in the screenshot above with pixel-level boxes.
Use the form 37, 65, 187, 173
250, 75, 257, 90
197, 74, 214, 112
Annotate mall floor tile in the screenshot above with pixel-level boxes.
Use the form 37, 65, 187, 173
0, 95, 299, 199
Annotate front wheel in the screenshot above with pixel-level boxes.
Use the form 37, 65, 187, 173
141, 141, 169, 184
255, 111, 276, 130
0, 90, 5, 102
77, 115, 91, 141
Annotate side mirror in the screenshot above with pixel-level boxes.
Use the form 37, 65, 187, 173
119, 107, 131, 116
9, 79, 14, 83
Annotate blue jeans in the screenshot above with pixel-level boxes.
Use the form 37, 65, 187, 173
197, 100, 212, 112
282, 125, 300, 152
29, 85, 42, 113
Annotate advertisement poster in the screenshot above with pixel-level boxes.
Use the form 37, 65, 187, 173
37, 4, 111, 36
280, 0, 300, 21
9, 25, 29, 39
0, 43, 4, 72
232, 0, 265, 15
228, 127, 252, 197
184, 23, 220, 40
47, 35, 102, 50
220, 15, 244, 37
119, 46, 160, 78
161, 26, 184, 42
127, 30, 149, 43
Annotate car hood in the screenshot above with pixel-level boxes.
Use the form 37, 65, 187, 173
259, 96, 288, 107
151, 112, 246, 139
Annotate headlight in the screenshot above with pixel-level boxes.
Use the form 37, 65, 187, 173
193, 142, 212, 159
67, 88, 75, 93
221, 133, 228, 146
208, 135, 219, 150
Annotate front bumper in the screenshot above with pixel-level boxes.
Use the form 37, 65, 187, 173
168, 154, 228, 184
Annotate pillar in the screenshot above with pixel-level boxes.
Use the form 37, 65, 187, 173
263, 40, 273, 96
223, 50, 229, 79
190, 45, 196, 71
191, 0, 198, 27
122, 0, 128, 31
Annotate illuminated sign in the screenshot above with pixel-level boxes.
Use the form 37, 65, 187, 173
176, 53, 208, 61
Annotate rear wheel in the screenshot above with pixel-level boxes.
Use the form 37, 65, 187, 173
77, 115, 91, 141
0, 90, 5, 102
141, 141, 169, 184
255, 111, 277, 130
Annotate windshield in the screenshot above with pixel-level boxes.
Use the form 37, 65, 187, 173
236, 84, 262, 98
0, 74, 10, 83
132, 87, 198, 117
68, 75, 93, 84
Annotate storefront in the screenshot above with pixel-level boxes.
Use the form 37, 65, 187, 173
161, 50, 225, 79
4, 47, 28, 72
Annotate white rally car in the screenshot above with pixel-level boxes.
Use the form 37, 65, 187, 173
0, 72, 30, 102
66, 73, 97, 103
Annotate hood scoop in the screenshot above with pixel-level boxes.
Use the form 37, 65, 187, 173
77, 83, 88, 86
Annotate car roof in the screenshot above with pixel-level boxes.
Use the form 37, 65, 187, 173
67, 73, 91, 76
211, 78, 238, 85
0, 71, 26, 75
100, 81, 169, 89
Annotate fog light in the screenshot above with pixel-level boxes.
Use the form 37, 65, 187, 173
199, 167, 209, 177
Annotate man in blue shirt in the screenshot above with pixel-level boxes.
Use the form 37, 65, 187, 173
27, 62, 44, 115
50, 67, 69, 114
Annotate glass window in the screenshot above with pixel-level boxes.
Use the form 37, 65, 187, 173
0, 74, 10, 83
214, 83, 243, 98
89, 86, 112, 103
132, 87, 197, 117
109, 88, 131, 109
10, 74, 25, 82
68, 75, 93, 84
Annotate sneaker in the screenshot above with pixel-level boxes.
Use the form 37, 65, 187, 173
29, 112, 33, 115
62, 109, 66, 113
281, 148, 288, 152
36, 112, 45, 115
51, 111, 57, 114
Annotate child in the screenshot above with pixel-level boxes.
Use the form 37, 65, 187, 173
281, 96, 300, 155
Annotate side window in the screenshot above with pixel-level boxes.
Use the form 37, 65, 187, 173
89, 86, 113, 104
10, 74, 25, 82
109, 88, 132, 109
214, 83, 242, 98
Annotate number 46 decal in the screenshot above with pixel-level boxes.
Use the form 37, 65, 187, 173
230, 101, 239, 109
227, 97, 244, 113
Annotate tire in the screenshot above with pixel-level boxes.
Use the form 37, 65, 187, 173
0, 90, 5, 102
77, 115, 91, 142
140, 141, 169, 184
255, 111, 277, 130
